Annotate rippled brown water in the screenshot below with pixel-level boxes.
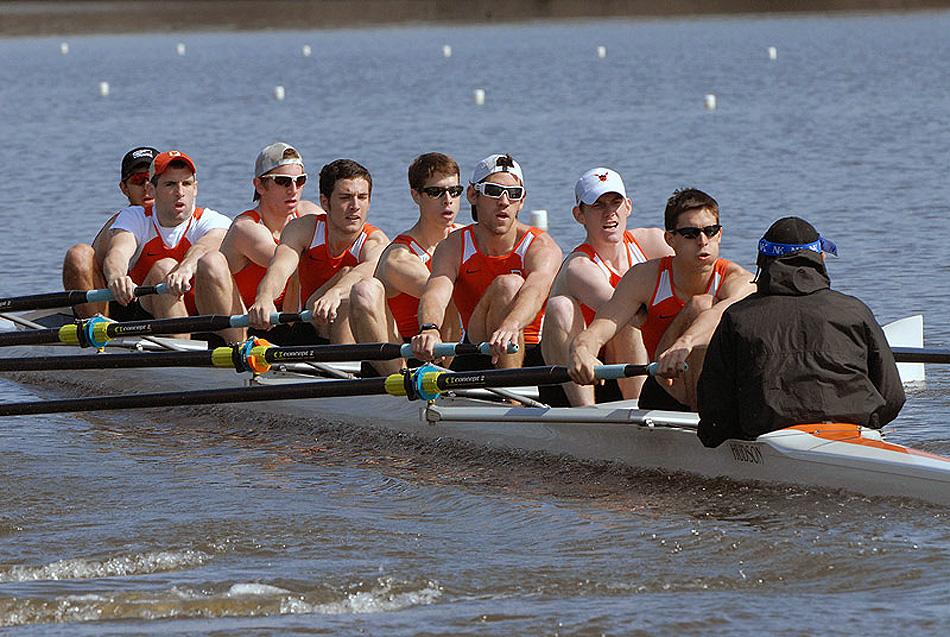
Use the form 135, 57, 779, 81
1, 11, 949, 634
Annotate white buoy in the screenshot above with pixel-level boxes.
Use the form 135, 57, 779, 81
60, 42, 69, 55
302, 45, 312, 57
176, 42, 186, 56
597, 45, 607, 59
704, 94, 717, 110
98, 81, 110, 96
473, 88, 485, 105
273, 85, 286, 101
442, 44, 452, 58
768, 46, 777, 60
529, 209, 548, 231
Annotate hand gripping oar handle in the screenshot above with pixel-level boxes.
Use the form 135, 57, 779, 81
0, 363, 655, 417
0, 284, 169, 313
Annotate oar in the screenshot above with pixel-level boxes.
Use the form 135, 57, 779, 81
0, 341, 504, 373
0, 310, 313, 348
0, 284, 169, 313
0, 363, 654, 417
891, 347, 950, 364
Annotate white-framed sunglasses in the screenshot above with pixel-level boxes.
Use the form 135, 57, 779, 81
260, 173, 308, 188
473, 181, 525, 201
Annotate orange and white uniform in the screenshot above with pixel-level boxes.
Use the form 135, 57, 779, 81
113, 204, 231, 314
386, 226, 462, 340
454, 224, 545, 345
640, 255, 732, 358
572, 230, 649, 325
298, 214, 381, 307
231, 208, 299, 310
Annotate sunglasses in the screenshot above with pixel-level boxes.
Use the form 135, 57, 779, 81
473, 182, 525, 200
261, 173, 308, 188
418, 185, 464, 198
670, 224, 722, 239
125, 172, 148, 186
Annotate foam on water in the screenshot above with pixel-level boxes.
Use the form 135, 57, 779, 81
0, 576, 442, 627
0, 550, 213, 582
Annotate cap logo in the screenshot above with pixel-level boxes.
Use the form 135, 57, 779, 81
168, 151, 181, 158
596, 172, 608, 181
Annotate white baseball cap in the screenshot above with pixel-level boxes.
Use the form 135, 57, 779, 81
574, 167, 627, 205
255, 142, 304, 178
470, 153, 524, 186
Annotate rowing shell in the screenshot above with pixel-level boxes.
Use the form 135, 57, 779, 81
2, 313, 948, 505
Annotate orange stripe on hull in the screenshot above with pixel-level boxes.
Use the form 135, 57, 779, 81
787, 423, 950, 463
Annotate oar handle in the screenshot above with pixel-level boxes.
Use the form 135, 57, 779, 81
84, 283, 170, 304
228, 311, 309, 328
397, 342, 517, 358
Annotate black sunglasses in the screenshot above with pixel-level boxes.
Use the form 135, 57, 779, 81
418, 185, 464, 198
670, 224, 721, 239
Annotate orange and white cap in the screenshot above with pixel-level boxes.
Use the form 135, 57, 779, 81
148, 150, 196, 180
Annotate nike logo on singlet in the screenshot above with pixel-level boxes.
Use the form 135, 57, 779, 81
659, 313, 677, 320
465, 268, 480, 274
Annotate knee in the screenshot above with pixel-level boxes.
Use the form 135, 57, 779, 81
486, 273, 525, 302
543, 295, 581, 333
145, 258, 177, 283
63, 244, 94, 270
349, 277, 385, 313
195, 251, 229, 283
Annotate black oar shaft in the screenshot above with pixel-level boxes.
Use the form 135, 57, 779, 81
0, 350, 215, 372
0, 328, 63, 346
429, 364, 650, 392
892, 347, 950, 364
0, 285, 163, 313
0, 377, 389, 417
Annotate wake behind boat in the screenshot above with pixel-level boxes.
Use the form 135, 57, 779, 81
0, 311, 947, 506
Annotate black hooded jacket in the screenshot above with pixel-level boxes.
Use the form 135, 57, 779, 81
695, 250, 905, 447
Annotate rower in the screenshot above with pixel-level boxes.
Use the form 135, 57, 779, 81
102, 151, 231, 329
349, 152, 464, 376
62, 146, 157, 319
411, 153, 562, 369
194, 142, 322, 344
696, 216, 905, 446
541, 167, 672, 406
569, 187, 754, 411
248, 159, 389, 345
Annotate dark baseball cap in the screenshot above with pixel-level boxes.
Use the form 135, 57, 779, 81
121, 147, 158, 181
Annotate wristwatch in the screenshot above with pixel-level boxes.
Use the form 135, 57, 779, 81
418, 323, 440, 334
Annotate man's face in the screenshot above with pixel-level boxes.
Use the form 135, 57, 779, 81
321, 177, 371, 235
665, 207, 721, 266
255, 164, 306, 214
574, 192, 631, 242
119, 169, 154, 207
466, 172, 525, 236
149, 166, 197, 223
411, 172, 461, 229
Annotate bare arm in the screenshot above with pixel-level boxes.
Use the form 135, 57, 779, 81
631, 227, 675, 260
655, 262, 755, 378
102, 230, 139, 305
164, 227, 227, 296
568, 260, 658, 385
375, 243, 431, 299
488, 231, 562, 357
411, 235, 460, 360
309, 230, 389, 324
247, 217, 311, 329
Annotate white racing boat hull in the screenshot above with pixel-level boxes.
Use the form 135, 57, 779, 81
2, 313, 947, 506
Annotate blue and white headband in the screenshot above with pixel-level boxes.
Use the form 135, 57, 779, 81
757, 236, 838, 258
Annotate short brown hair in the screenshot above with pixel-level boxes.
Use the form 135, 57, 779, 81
664, 188, 719, 230
319, 159, 372, 199
408, 152, 459, 191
